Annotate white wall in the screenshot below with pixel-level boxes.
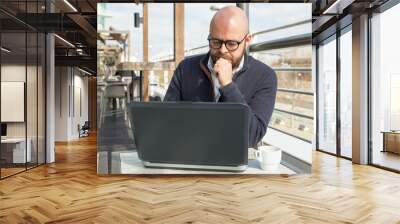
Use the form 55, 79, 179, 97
55, 66, 67, 141
55, 67, 89, 141
2, 63, 46, 164
1, 64, 26, 81
71, 73, 89, 138
1, 65, 28, 138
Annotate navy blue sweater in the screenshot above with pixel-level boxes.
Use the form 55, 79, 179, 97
164, 52, 277, 147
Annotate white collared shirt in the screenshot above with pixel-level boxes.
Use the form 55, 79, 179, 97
207, 56, 244, 102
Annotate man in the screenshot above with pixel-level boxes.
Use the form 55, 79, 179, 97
164, 6, 277, 147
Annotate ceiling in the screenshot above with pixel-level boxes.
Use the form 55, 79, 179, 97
0, 0, 99, 73
311, 0, 391, 43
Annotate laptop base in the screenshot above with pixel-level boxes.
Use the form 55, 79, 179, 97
143, 161, 247, 172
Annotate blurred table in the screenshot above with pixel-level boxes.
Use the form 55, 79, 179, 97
1, 138, 32, 164
381, 131, 400, 154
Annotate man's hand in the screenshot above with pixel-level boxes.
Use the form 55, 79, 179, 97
214, 58, 233, 87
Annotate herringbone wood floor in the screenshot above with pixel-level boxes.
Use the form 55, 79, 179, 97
1, 134, 400, 224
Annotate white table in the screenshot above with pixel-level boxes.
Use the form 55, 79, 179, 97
1, 138, 31, 163
97, 151, 296, 175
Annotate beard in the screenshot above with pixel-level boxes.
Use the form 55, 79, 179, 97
210, 48, 245, 69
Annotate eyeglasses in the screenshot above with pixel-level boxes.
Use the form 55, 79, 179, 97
207, 34, 248, 51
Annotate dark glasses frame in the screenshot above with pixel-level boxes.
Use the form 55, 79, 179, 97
207, 34, 248, 51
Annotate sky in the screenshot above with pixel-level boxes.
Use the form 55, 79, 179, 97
98, 3, 311, 62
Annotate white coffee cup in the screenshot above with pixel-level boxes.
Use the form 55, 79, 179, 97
255, 145, 282, 170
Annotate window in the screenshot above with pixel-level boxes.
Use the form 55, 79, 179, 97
370, 3, 400, 171
249, 3, 311, 44
97, 3, 143, 62
317, 36, 337, 154
339, 28, 352, 158
249, 4, 313, 142
149, 4, 174, 62
184, 3, 235, 56
252, 45, 313, 142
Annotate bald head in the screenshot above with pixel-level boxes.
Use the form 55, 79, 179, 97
208, 6, 251, 69
210, 6, 249, 36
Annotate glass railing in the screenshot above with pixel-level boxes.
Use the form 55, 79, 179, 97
251, 44, 313, 142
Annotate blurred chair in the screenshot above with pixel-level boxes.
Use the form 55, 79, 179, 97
78, 121, 90, 138
104, 82, 127, 110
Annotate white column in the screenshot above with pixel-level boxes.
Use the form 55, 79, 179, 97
352, 14, 369, 164
46, 32, 55, 163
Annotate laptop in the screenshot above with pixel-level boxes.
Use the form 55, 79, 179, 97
127, 101, 249, 172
